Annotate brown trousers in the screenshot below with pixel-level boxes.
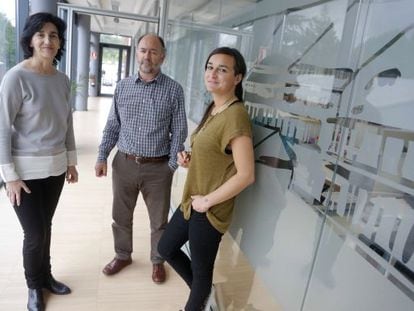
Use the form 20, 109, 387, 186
111, 151, 173, 263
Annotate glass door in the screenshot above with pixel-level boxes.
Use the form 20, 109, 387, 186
99, 44, 130, 96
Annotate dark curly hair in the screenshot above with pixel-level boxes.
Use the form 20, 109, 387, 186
20, 12, 67, 66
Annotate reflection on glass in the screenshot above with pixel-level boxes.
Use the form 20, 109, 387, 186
241, 0, 414, 309
168, 0, 414, 309
244, 0, 349, 205
316, 0, 414, 304
163, 24, 251, 123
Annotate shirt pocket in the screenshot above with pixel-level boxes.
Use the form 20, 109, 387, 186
149, 98, 172, 124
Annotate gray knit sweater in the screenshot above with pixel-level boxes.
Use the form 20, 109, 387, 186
0, 63, 77, 182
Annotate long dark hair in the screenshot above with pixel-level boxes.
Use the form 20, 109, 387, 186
20, 12, 67, 66
195, 47, 247, 134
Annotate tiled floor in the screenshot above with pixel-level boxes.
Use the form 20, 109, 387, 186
0, 97, 279, 311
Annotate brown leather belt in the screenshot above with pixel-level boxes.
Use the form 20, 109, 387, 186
125, 153, 169, 164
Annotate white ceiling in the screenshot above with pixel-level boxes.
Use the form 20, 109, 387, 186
62, 0, 258, 38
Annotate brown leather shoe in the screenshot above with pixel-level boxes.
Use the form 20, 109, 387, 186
152, 263, 166, 283
102, 257, 132, 276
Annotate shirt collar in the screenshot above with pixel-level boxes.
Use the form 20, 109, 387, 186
135, 71, 163, 84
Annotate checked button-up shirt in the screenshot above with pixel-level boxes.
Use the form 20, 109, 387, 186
97, 71, 188, 170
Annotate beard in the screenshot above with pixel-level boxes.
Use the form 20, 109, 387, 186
139, 60, 160, 74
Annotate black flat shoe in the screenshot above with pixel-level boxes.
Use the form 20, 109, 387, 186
27, 288, 44, 311
43, 275, 71, 295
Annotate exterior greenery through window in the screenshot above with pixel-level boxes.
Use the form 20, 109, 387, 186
0, 12, 16, 83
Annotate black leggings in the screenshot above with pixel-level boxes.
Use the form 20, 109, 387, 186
13, 174, 65, 289
158, 208, 222, 311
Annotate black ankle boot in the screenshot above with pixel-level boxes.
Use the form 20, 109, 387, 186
27, 288, 44, 311
43, 275, 71, 295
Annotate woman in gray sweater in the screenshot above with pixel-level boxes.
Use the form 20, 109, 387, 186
0, 12, 78, 311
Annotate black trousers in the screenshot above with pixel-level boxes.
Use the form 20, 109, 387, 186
158, 208, 223, 311
13, 174, 65, 289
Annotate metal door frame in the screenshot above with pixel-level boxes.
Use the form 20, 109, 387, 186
98, 43, 131, 96
57, 3, 160, 80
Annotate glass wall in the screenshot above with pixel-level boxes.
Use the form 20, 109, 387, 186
167, 0, 414, 310
0, 2, 16, 83
304, 0, 414, 310
231, 0, 350, 308
163, 24, 253, 126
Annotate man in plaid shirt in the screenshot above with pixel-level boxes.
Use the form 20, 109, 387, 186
95, 33, 187, 284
